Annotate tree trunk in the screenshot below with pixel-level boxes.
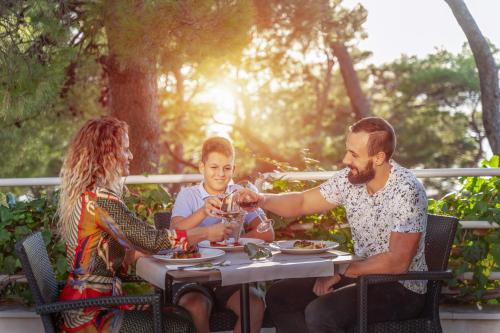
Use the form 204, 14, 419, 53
445, 0, 500, 155
331, 42, 370, 120
104, 1, 160, 174
106, 58, 159, 174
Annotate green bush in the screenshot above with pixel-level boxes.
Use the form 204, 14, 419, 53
0, 190, 65, 304
429, 156, 500, 304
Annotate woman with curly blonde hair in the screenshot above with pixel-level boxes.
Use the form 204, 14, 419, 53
57, 117, 232, 333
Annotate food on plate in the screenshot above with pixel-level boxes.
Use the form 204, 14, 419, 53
292, 240, 326, 249
172, 247, 201, 259
210, 241, 240, 247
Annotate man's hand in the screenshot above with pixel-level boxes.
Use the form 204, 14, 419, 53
237, 188, 265, 211
313, 274, 342, 296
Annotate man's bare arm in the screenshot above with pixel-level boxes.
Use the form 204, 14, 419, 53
344, 231, 422, 277
260, 187, 337, 217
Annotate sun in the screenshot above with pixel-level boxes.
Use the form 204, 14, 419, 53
197, 82, 238, 136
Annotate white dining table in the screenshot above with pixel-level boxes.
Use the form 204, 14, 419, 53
136, 248, 362, 333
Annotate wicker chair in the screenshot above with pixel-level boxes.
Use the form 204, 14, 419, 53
15, 231, 193, 333
354, 214, 458, 333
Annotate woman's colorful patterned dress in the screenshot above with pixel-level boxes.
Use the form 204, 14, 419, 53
59, 187, 188, 333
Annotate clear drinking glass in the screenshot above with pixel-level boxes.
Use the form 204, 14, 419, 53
236, 180, 274, 233
217, 191, 245, 245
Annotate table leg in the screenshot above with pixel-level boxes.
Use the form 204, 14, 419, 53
240, 283, 250, 333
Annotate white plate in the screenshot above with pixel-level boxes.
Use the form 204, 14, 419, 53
152, 248, 225, 264
270, 240, 339, 254
198, 237, 265, 252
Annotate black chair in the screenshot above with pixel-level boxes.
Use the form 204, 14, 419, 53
154, 211, 172, 230
354, 214, 458, 333
15, 231, 192, 333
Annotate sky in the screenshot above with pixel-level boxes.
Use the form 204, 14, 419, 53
343, 0, 500, 64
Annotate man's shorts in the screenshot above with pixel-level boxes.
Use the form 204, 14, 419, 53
172, 282, 242, 310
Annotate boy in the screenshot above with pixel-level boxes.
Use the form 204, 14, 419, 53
171, 136, 274, 333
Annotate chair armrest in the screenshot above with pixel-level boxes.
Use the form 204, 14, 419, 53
359, 270, 453, 285
36, 294, 161, 315
119, 275, 146, 283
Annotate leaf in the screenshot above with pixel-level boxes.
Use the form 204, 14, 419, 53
0, 193, 8, 207
14, 226, 32, 238
2, 255, 18, 274
0, 229, 11, 244
491, 244, 500, 266
0, 207, 14, 224
55, 255, 68, 275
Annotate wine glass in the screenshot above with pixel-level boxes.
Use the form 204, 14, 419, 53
236, 180, 274, 233
216, 191, 245, 245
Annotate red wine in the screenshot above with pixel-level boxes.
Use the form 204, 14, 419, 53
239, 201, 258, 209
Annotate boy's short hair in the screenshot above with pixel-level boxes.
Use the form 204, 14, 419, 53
349, 117, 396, 161
201, 137, 235, 162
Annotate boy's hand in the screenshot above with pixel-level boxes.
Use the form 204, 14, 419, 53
204, 196, 223, 217
207, 223, 234, 242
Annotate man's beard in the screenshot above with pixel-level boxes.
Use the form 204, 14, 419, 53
347, 160, 376, 184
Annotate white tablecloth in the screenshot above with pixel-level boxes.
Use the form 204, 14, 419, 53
217, 251, 337, 286
137, 250, 343, 287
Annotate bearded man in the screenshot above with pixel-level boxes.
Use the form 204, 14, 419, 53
240, 117, 428, 333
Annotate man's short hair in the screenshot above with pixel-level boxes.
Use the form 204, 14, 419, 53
201, 137, 235, 162
349, 117, 396, 161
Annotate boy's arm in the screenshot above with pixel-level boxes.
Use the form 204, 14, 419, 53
170, 195, 223, 230
170, 208, 207, 230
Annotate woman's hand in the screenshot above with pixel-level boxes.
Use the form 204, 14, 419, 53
313, 274, 342, 296
207, 223, 234, 242
123, 249, 146, 265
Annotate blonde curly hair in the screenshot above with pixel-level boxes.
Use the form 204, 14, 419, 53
57, 117, 129, 241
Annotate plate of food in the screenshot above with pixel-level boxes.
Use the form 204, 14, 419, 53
152, 247, 225, 264
269, 240, 339, 254
198, 237, 265, 252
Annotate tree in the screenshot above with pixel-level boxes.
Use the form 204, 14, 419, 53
1, 0, 254, 175
444, 0, 500, 155
369, 48, 484, 169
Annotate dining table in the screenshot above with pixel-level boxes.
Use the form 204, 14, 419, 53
136, 242, 362, 333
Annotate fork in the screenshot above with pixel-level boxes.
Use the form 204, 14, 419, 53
178, 260, 231, 270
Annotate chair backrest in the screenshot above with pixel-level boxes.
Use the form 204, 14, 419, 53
424, 214, 458, 271
16, 232, 61, 332
15, 232, 59, 305
154, 211, 172, 230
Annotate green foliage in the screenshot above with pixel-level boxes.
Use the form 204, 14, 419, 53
370, 47, 485, 170
429, 156, 500, 303
123, 184, 174, 224
0, 190, 65, 305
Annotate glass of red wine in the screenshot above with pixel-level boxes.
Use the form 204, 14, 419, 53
236, 180, 274, 233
